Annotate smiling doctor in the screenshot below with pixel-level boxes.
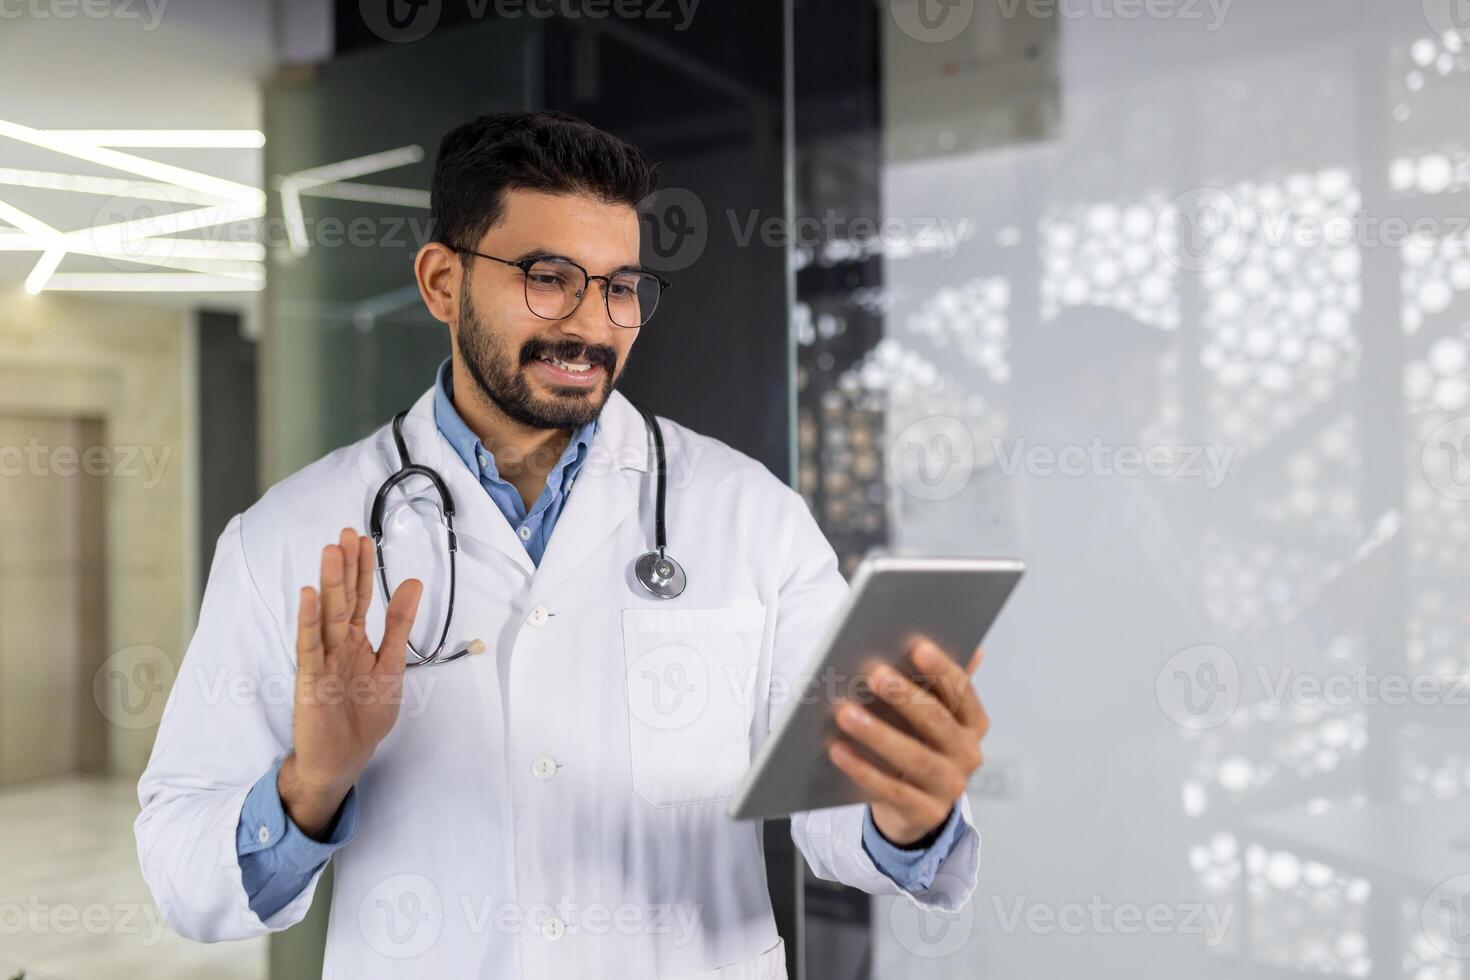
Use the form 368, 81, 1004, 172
136, 111, 987, 978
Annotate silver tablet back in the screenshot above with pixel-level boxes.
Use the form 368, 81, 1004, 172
729, 555, 1024, 821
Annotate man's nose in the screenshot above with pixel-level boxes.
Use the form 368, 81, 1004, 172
561, 280, 617, 341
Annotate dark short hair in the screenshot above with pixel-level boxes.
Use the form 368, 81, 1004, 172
430, 110, 658, 256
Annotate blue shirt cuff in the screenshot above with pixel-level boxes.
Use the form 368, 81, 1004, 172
861, 803, 965, 893
237, 761, 358, 875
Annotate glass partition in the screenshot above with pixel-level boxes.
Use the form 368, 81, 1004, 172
262, 20, 541, 483
795, 2, 1470, 977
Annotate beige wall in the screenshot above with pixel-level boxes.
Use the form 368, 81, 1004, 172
0, 291, 191, 779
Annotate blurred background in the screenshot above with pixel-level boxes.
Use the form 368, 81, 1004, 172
3, 0, 1470, 977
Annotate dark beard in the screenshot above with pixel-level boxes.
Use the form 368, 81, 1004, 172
454, 278, 619, 429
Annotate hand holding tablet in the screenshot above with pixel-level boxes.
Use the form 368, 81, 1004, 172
729, 555, 1024, 824
829, 636, 991, 845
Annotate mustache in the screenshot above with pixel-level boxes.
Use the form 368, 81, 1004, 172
519, 338, 617, 370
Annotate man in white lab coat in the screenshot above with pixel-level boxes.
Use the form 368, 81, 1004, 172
136, 110, 987, 978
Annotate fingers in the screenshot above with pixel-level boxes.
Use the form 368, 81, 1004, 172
352, 534, 375, 626
296, 586, 324, 673
835, 702, 965, 801
319, 543, 350, 656
911, 638, 985, 730
867, 661, 964, 753
376, 577, 423, 677
828, 740, 951, 831
965, 644, 985, 675
339, 528, 360, 624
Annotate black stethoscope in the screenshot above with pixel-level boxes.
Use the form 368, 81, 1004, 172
369, 402, 686, 667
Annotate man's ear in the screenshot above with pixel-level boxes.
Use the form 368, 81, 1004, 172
415, 242, 461, 326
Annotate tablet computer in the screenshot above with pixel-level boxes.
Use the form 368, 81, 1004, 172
728, 554, 1024, 821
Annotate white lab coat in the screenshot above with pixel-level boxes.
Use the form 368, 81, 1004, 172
135, 386, 980, 979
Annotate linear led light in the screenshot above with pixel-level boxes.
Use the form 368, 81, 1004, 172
0, 168, 220, 205
81, 200, 261, 245
281, 146, 424, 189
41, 130, 266, 149
41, 273, 265, 292
24, 247, 65, 295
0, 123, 269, 294
0, 116, 264, 211
0, 196, 267, 292
91, 251, 266, 280
279, 146, 425, 255
0, 196, 61, 243
0, 228, 264, 265
299, 181, 430, 209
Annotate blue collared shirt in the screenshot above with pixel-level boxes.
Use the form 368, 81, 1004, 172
431, 358, 597, 566
236, 362, 960, 919
235, 760, 357, 922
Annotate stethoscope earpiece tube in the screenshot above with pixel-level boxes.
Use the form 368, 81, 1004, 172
377, 399, 687, 668
630, 401, 686, 600
375, 411, 469, 668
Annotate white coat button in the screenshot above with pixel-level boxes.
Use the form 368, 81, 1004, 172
532, 756, 558, 780
526, 604, 548, 626
257, 826, 270, 844
518, 525, 532, 540
542, 916, 565, 941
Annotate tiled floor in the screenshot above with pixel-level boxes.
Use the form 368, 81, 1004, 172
0, 776, 267, 980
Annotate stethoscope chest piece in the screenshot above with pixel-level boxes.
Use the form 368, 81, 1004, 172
635, 547, 687, 600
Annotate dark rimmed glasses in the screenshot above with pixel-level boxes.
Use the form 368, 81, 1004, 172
456, 247, 669, 328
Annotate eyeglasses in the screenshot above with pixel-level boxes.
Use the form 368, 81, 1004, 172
455, 247, 669, 328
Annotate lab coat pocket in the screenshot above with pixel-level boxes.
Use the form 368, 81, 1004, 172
622, 605, 767, 807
